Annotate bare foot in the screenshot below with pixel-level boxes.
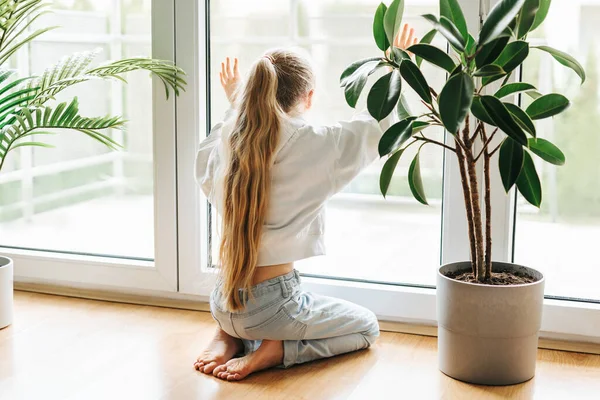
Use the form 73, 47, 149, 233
212, 340, 283, 381
194, 329, 243, 374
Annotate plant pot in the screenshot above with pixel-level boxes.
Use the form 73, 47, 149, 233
437, 261, 545, 386
0, 256, 14, 329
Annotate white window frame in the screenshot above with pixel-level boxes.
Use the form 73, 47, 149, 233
4, 0, 599, 345
176, 0, 600, 343
3, 0, 178, 292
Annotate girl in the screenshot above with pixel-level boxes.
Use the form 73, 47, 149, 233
194, 25, 417, 381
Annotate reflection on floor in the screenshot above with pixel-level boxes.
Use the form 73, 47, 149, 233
1, 291, 599, 400
1, 194, 599, 299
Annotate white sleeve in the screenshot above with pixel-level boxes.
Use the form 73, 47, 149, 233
327, 109, 398, 193
195, 108, 236, 200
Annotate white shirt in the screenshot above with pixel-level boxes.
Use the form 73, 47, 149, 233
195, 108, 396, 266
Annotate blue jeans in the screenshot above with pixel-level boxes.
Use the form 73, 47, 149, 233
209, 270, 380, 368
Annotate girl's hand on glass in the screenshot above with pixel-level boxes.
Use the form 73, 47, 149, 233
386, 23, 418, 60
220, 57, 240, 104
395, 23, 417, 52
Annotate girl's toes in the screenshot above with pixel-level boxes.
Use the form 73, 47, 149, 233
202, 361, 218, 374
217, 372, 229, 380
212, 365, 226, 376
227, 373, 241, 381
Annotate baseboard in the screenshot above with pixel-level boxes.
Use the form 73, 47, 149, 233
14, 283, 600, 356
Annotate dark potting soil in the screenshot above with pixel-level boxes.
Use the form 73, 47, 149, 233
446, 270, 537, 285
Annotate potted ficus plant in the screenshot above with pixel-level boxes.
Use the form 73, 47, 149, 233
341, 0, 585, 385
0, 0, 186, 329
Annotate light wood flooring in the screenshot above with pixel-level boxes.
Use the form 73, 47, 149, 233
1, 291, 599, 399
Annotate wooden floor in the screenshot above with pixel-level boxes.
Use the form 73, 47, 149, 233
1, 292, 599, 400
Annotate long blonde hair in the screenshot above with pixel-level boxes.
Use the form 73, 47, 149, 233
220, 49, 314, 311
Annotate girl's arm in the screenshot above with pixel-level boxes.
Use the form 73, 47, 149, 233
328, 25, 417, 193
195, 58, 240, 199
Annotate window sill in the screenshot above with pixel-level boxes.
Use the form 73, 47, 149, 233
12, 273, 600, 354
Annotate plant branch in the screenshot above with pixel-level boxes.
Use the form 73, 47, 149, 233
488, 141, 503, 157
415, 135, 456, 152
455, 137, 478, 275
429, 86, 438, 99
481, 127, 493, 279
470, 120, 484, 142
474, 127, 498, 162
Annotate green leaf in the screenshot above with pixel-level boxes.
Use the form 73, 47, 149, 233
516, 0, 540, 38
412, 121, 430, 134
422, 14, 466, 52
439, 72, 474, 134
440, 0, 468, 40
367, 70, 402, 121
473, 64, 506, 77
482, 40, 529, 85
10, 141, 54, 150
373, 3, 390, 51
534, 45, 585, 84
407, 44, 455, 73
478, 0, 526, 47
480, 95, 528, 145
494, 82, 537, 99
344, 61, 380, 108
378, 117, 416, 156
450, 64, 463, 77
390, 48, 410, 62
493, 40, 529, 73
475, 36, 509, 68
504, 102, 536, 136
340, 58, 381, 87
416, 29, 437, 67
499, 138, 524, 191
471, 96, 495, 125
528, 137, 565, 165
530, 0, 551, 31
516, 150, 542, 207
399, 60, 431, 104
408, 151, 428, 205
397, 93, 412, 120
525, 93, 570, 119
380, 148, 406, 197
384, 0, 405, 45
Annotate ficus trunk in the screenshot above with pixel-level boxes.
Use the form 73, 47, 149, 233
454, 117, 493, 282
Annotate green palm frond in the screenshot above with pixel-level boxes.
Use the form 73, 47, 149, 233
0, 97, 125, 171
30, 51, 187, 104
27, 49, 101, 104
0, 67, 36, 124
86, 58, 187, 99
0, 0, 57, 65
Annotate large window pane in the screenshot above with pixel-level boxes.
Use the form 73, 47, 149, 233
0, 0, 154, 260
515, 0, 600, 300
209, 0, 443, 285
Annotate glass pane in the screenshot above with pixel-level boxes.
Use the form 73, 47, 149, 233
515, 0, 600, 300
208, 0, 443, 285
0, 0, 154, 260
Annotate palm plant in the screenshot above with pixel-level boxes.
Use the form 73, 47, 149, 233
0, 0, 186, 172
341, 0, 584, 282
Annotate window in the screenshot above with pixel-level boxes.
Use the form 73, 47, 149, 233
1, 0, 178, 291
514, 0, 600, 301
3, 0, 599, 342
0, 0, 154, 260
208, 0, 444, 286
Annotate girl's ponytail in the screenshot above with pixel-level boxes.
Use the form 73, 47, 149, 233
220, 50, 314, 311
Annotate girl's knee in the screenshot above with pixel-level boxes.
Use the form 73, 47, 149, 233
363, 311, 380, 346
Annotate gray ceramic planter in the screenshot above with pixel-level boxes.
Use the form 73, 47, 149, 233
0, 256, 13, 329
437, 261, 545, 386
